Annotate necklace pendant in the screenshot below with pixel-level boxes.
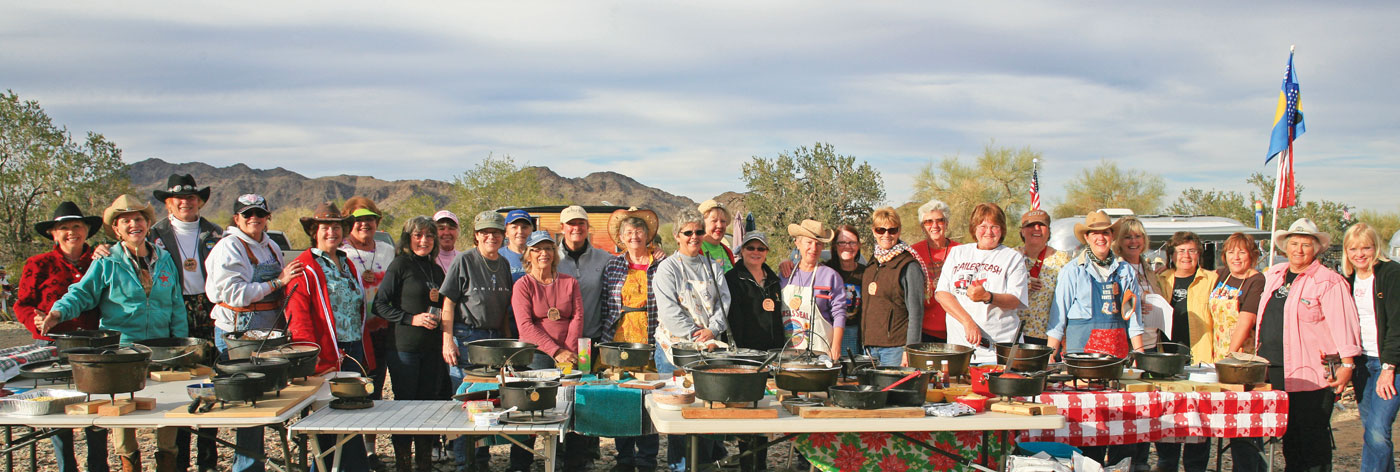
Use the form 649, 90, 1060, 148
547, 307, 561, 321
362, 271, 377, 285
183, 258, 198, 272
762, 298, 775, 311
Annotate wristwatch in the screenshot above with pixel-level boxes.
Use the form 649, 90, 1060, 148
980, 292, 994, 305
1383, 363, 1395, 371
1340, 363, 1356, 369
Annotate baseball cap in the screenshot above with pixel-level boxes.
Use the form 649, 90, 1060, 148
433, 210, 459, 227
474, 210, 506, 232
559, 205, 589, 223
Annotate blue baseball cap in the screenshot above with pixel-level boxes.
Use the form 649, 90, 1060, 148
525, 230, 556, 247
504, 209, 534, 227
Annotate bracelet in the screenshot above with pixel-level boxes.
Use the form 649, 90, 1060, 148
1340, 363, 1356, 369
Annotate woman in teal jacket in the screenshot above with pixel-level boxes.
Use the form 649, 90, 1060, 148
39, 194, 186, 471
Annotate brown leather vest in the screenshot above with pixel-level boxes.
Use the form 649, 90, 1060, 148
860, 251, 917, 347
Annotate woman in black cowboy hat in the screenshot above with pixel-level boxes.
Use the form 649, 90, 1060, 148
13, 201, 110, 472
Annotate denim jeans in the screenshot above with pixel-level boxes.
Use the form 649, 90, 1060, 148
1355, 354, 1400, 472
216, 327, 266, 472
840, 326, 862, 357
866, 346, 904, 366
616, 434, 660, 468
654, 347, 724, 470
445, 326, 500, 471
51, 427, 109, 472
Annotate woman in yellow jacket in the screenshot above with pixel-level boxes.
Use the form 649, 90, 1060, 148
1153, 231, 1218, 472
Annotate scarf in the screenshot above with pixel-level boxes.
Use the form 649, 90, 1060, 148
1086, 248, 1114, 268
873, 241, 934, 301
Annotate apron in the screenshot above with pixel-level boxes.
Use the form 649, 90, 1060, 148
1067, 270, 1131, 358
654, 262, 727, 364
781, 272, 833, 353
1207, 276, 1254, 360
236, 239, 284, 332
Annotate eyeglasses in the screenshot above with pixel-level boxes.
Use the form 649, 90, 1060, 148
1175, 248, 1200, 255
836, 241, 859, 247
921, 219, 947, 226
874, 227, 900, 235
743, 245, 768, 252
680, 230, 701, 237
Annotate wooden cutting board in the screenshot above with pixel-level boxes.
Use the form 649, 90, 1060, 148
165, 377, 323, 418
799, 406, 925, 418
681, 406, 779, 419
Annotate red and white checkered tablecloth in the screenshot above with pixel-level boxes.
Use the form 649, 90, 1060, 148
1018, 390, 1289, 447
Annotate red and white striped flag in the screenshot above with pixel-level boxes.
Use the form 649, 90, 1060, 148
1029, 159, 1042, 210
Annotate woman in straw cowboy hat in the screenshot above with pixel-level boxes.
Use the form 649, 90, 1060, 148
16, 201, 109, 472
1243, 218, 1361, 470
934, 203, 1029, 364
39, 194, 187, 472
782, 219, 848, 360
598, 208, 665, 472
1046, 210, 1146, 359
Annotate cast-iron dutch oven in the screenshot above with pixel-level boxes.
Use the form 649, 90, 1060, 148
216, 357, 291, 394
136, 337, 210, 369
1215, 355, 1269, 385
597, 342, 654, 369
994, 342, 1055, 372
50, 330, 121, 361
253, 342, 321, 380
213, 372, 266, 406
773, 356, 841, 393
859, 366, 931, 394
827, 385, 889, 410
987, 372, 1048, 398
1062, 352, 1131, 380
465, 339, 537, 368
221, 329, 289, 360
685, 358, 771, 404
500, 380, 561, 412
904, 343, 974, 376
66, 345, 151, 395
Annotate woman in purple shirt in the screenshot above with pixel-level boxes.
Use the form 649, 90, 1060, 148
781, 219, 848, 359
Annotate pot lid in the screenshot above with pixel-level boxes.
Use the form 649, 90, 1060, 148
1218, 352, 1270, 365
24, 362, 72, 373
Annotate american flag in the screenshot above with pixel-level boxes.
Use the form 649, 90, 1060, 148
1029, 159, 1041, 210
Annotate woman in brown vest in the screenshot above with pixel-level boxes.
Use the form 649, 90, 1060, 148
860, 207, 932, 366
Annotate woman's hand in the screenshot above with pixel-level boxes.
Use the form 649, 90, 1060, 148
962, 319, 982, 347
278, 260, 306, 285
35, 309, 61, 335
693, 329, 715, 343
778, 260, 795, 278
92, 244, 113, 259
411, 312, 440, 330
442, 334, 459, 366
554, 350, 579, 365
1330, 365, 1354, 395
1027, 277, 1043, 292
828, 347, 842, 361
1378, 369, 1397, 401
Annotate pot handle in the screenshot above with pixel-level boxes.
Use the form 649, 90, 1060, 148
339, 352, 370, 376
149, 349, 198, 363
682, 357, 764, 370
1142, 341, 1193, 362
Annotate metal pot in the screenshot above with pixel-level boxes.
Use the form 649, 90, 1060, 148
840, 353, 878, 380
328, 376, 375, 399
987, 372, 1048, 398
904, 343, 974, 376
213, 372, 265, 405
1135, 351, 1190, 377
827, 385, 889, 410
465, 339, 537, 368
671, 344, 705, 369
50, 330, 121, 360
216, 357, 291, 394
1215, 357, 1269, 385
885, 387, 925, 407
253, 343, 321, 380
773, 359, 841, 393
1063, 352, 1130, 380
136, 337, 209, 369
499, 380, 560, 412
702, 347, 770, 364
858, 366, 931, 394
18, 361, 72, 385
994, 342, 1054, 372
597, 342, 654, 369
222, 329, 289, 360
67, 346, 151, 395
685, 358, 771, 404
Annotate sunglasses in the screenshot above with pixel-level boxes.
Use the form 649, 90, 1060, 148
743, 245, 768, 252
874, 227, 899, 235
240, 210, 270, 219
680, 230, 701, 237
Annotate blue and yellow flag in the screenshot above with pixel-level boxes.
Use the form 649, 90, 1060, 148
1266, 49, 1304, 163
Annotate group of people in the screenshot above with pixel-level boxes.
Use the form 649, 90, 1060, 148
10, 172, 1400, 472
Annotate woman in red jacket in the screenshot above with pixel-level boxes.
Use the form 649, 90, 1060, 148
284, 202, 372, 472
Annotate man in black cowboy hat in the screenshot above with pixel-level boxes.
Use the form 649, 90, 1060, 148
151, 173, 223, 472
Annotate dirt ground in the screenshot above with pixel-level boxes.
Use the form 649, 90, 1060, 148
0, 320, 1387, 471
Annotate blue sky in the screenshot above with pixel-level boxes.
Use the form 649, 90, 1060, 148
4, 2, 1398, 211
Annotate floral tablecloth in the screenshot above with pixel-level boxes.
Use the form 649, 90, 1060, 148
1020, 390, 1289, 447
793, 430, 1009, 472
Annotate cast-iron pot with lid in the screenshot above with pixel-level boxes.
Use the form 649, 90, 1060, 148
685, 358, 771, 404
500, 380, 561, 412
465, 339, 537, 368
221, 329, 289, 360
215, 357, 291, 394
50, 330, 121, 360
904, 343, 974, 376
597, 342, 654, 369
253, 342, 321, 380
66, 345, 151, 396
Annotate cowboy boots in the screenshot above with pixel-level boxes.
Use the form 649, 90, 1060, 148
155, 451, 177, 472
120, 452, 142, 472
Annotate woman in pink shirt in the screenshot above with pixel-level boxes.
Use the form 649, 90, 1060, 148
1250, 218, 1361, 470
512, 230, 584, 369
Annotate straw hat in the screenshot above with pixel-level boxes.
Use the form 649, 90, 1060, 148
1272, 218, 1331, 253
299, 201, 349, 236
787, 219, 834, 243
1073, 210, 1113, 244
607, 208, 659, 246
102, 194, 156, 237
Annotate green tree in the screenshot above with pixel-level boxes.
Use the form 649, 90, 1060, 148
1053, 159, 1166, 218
381, 194, 443, 241
1167, 172, 1353, 253
446, 154, 561, 247
0, 90, 131, 267
741, 142, 885, 265
1164, 187, 1254, 224
911, 142, 1038, 246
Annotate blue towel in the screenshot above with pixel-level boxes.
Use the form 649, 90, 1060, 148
573, 380, 644, 437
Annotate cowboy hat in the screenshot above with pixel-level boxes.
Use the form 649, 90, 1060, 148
788, 219, 834, 243
102, 194, 156, 237
1073, 210, 1114, 244
300, 201, 349, 236
608, 208, 659, 247
152, 174, 211, 202
34, 201, 103, 240
1272, 218, 1331, 253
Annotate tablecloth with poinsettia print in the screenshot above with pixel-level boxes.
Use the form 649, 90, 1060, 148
793, 430, 1010, 472
1019, 390, 1288, 447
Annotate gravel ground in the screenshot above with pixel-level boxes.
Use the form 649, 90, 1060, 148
0, 321, 1386, 471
